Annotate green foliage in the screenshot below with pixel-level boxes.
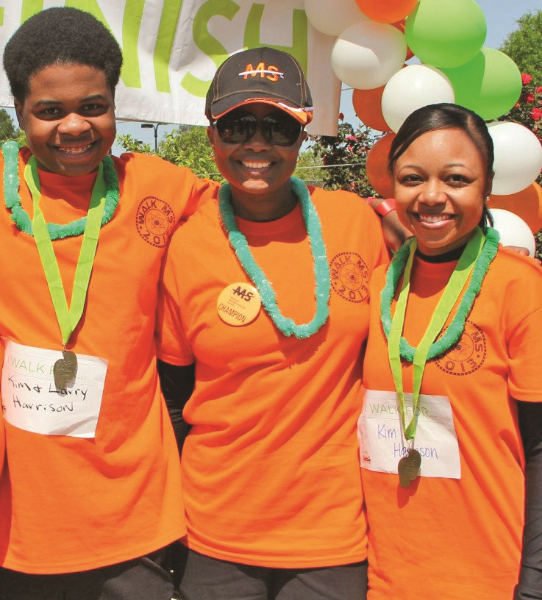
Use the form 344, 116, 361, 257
499, 72, 542, 259
500, 73, 542, 155
536, 231, 542, 261
158, 125, 220, 181
15, 131, 27, 147
501, 11, 542, 84
500, 11, 542, 259
115, 134, 152, 154
117, 125, 222, 182
0, 109, 24, 145
309, 116, 381, 198
294, 146, 325, 186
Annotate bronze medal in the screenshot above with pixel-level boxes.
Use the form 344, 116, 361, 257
398, 448, 421, 488
53, 350, 78, 390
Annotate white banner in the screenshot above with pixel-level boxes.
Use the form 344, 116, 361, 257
0, 0, 341, 135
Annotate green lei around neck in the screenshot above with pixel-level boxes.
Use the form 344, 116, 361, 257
218, 177, 330, 339
2, 141, 120, 240
380, 227, 500, 362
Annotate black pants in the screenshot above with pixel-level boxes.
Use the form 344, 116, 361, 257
178, 546, 368, 600
0, 548, 174, 600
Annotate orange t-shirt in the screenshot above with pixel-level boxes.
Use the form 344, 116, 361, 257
362, 248, 542, 600
0, 148, 217, 574
157, 186, 389, 568
0, 342, 4, 476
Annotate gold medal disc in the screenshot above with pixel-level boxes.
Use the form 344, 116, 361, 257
217, 282, 261, 327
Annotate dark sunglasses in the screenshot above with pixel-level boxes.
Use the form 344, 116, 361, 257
215, 110, 302, 146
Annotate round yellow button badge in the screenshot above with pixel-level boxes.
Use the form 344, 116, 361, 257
217, 282, 262, 326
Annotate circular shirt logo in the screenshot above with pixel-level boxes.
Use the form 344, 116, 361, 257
330, 252, 369, 303
136, 196, 175, 248
435, 320, 486, 377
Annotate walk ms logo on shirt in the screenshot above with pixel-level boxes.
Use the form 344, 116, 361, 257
136, 196, 176, 248
329, 252, 369, 303
435, 320, 487, 377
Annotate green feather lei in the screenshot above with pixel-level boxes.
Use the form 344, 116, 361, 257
3, 140, 120, 239
218, 177, 330, 339
380, 227, 500, 362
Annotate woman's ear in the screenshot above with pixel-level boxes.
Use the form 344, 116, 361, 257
485, 172, 495, 200
294, 129, 307, 153
14, 99, 25, 130
206, 125, 214, 146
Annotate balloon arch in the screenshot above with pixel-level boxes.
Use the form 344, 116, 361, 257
305, 0, 542, 253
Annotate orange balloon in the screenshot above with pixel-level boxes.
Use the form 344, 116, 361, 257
366, 133, 396, 198
356, 0, 418, 24
488, 183, 542, 234
391, 20, 414, 60
352, 87, 391, 132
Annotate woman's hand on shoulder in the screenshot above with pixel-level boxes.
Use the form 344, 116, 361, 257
365, 197, 412, 252
504, 246, 541, 267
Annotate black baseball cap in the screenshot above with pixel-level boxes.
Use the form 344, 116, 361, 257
205, 47, 314, 125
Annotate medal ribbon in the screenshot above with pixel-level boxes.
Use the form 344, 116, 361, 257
25, 156, 107, 346
388, 228, 485, 440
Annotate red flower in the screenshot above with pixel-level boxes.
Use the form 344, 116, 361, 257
537, 87, 542, 93
522, 73, 533, 85
527, 94, 535, 103
347, 135, 356, 141
338, 112, 344, 121
350, 182, 356, 189
531, 107, 542, 121
515, 103, 521, 108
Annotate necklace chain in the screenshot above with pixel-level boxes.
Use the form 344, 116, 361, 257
218, 177, 330, 339
381, 227, 500, 362
3, 141, 120, 239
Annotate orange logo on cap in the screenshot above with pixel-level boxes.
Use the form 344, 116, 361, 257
241, 62, 282, 82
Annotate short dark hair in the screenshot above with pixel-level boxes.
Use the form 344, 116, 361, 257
3, 7, 123, 102
388, 103, 494, 179
388, 103, 494, 227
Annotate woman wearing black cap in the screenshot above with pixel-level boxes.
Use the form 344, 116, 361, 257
157, 47, 389, 600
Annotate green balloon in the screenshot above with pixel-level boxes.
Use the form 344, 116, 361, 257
441, 48, 522, 120
405, 0, 487, 68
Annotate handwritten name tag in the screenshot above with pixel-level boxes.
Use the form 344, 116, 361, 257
1, 339, 108, 438
358, 389, 461, 479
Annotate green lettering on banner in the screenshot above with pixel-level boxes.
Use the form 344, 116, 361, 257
154, 0, 184, 93
66, 0, 143, 89
244, 4, 308, 75
21, 0, 44, 23
120, 0, 145, 88
181, 0, 240, 98
0, 7, 4, 26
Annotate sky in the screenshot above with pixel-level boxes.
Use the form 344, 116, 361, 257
5, 0, 541, 152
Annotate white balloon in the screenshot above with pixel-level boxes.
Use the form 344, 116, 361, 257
489, 208, 536, 257
331, 21, 406, 90
381, 65, 455, 132
305, 0, 367, 37
488, 122, 542, 196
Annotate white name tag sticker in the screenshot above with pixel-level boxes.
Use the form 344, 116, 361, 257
1, 339, 108, 438
358, 389, 461, 479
